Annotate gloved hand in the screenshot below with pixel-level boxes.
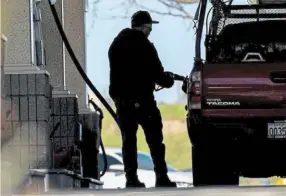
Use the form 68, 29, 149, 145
163, 71, 175, 88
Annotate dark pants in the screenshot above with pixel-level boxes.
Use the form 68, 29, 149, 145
114, 98, 168, 179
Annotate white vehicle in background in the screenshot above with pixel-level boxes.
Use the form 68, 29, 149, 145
99, 147, 193, 189
181, 168, 193, 177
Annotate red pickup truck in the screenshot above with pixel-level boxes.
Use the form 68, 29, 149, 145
186, 3, 286, 186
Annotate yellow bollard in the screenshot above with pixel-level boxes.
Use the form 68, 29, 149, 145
269, 177, 284, 185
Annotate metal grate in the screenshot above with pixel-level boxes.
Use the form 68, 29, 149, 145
206, 1, 286, 63
209, 1, 286, 35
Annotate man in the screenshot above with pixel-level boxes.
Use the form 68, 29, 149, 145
108, 10, 177, 188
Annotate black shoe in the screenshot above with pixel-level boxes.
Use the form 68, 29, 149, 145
126, 178, 146, 188
155, 176, 177, 188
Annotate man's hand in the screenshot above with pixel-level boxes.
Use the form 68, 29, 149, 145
161, 71, 175, 88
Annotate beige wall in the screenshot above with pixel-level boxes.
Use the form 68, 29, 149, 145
1, 0, 34, 66
63, 0, 88, 110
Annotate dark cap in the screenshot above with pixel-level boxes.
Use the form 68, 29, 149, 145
131, 11, 159, 27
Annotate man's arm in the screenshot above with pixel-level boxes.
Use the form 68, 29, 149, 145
148, 43, 174, 88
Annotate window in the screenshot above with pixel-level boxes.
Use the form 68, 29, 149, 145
98, 154, 122, 172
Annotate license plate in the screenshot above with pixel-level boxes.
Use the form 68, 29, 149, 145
268, 122, 286, 139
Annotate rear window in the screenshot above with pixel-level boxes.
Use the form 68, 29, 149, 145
207, 21, 286, 63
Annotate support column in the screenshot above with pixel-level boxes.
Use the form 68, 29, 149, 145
41, 0, 67, 92
63, 0, 89, 112
1, 1, 54, 192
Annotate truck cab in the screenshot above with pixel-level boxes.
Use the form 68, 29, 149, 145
187, 0, 286, 186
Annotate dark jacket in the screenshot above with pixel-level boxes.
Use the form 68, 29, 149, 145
108, 28, 174, 101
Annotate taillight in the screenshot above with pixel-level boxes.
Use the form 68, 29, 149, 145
191, 96, 201, 102
191, 71, 201, 82
189, 71, 201, 109
191, 82, 201, 95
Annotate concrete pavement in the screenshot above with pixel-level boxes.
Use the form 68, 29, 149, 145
44, 186, 286, 196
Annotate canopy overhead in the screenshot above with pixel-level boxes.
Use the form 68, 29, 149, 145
258, 0, 286, 4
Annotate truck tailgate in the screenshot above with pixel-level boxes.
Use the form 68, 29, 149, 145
202, 63, 286, 117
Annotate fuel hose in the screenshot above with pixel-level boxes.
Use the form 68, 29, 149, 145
48, 0, 118, 177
